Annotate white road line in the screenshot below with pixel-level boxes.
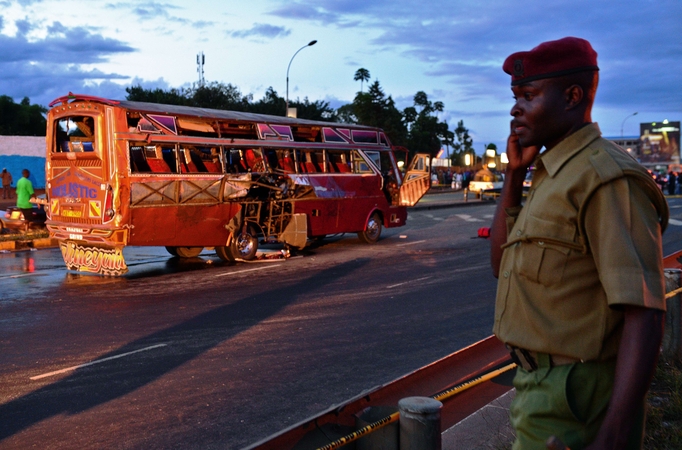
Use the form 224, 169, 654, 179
387, 276, 432, 289
0, 273, 48, 280
214, 264, 279, 277
668, 218, 682, 226
396, 240, 427, 247
455, 214, 484, 222
30, 344, 168, 381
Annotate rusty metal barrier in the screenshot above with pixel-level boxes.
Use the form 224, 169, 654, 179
246, 336, 513, 450
314, 363, 517, 450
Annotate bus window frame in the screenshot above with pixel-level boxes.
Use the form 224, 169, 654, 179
52, 113, 101, 158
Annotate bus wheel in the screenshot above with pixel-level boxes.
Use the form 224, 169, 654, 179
172, 246, 204, 258
229, 225, 258, 260
358, 213, 382, 244
215, 246, 235, 262
165, 246, 178, 257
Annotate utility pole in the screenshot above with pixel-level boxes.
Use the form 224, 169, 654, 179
197, 52, 205, 87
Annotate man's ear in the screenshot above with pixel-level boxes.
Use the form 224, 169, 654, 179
565, 84, 584, 110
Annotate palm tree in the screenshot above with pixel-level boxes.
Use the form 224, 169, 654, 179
354, 68, 371, 93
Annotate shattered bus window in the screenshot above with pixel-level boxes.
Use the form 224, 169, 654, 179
54, 116, 96, 153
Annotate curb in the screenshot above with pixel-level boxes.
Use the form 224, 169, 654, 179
409, 199, 494, 211
442, 389, 515, 449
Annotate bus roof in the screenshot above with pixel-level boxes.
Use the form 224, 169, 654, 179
49, 93, 378, 131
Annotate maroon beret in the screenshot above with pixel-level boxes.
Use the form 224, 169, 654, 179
503, 37, 598, 86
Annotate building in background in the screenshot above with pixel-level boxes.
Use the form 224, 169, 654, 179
639, 121, 681, 168
606, 120, 680, 172
0, 136, 46, 188
606, 135, 641, 158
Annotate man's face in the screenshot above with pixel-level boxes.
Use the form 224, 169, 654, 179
510, 78, 568, 150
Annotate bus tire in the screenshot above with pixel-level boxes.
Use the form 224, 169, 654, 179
215, 245, 235, 262
229, 225, 259, 260
173, 246, 204, 258
358, 212, 382, 244
165, 246, 178, 257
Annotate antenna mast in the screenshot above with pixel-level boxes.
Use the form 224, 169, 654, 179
197, 52, 205, 87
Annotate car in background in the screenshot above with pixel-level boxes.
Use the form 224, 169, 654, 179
468, 168, 504, 198
0, 196, 47, 233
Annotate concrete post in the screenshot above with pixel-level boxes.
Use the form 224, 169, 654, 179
398, 396, 442, 450
663, 269, 682, 361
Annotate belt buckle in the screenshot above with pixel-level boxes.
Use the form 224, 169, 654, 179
507, 345, 538, 372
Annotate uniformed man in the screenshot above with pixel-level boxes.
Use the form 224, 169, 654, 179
489, 37, 668, 450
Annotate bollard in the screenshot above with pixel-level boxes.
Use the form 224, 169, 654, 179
663, 269, 682, 361
398, 396, 442, 450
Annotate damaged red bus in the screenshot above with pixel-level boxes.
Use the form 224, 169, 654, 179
44, 94, 431, 275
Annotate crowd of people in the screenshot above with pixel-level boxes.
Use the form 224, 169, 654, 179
652, 169, 682, 195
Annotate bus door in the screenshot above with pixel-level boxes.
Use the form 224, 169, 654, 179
399, 154, 431, 206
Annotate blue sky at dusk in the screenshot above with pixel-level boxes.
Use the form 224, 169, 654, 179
0, 0, 680, 152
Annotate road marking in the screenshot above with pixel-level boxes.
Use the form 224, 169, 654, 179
30, 343, 167, 381
455, 214, 484, 222
669, 218, 682, 226
0, 273, 48, 280
214, 265, 279, 277
387, 276, 432, 289
396, 240, 426, 247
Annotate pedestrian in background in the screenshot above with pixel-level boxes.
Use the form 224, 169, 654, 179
16, 169, 35, 219
490, 37, 668, 450
1, 168, 12, 199
667, 170, 676, 196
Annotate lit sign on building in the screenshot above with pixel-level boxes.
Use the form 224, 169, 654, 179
640, 120, 680, 165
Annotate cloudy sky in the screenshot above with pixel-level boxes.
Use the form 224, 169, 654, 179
1, 0, 680, 152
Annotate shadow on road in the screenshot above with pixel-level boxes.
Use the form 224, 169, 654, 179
0, 258, 370, 442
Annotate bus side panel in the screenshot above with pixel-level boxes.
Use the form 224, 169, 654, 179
296, 173, 389, 235
128, 203, 240, 246
292, 198, 340, 237
386, 205, 408, 228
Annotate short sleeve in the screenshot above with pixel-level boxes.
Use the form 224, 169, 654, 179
584, 177, 666, 310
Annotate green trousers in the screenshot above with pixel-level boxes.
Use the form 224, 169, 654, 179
510, 354, 645, 450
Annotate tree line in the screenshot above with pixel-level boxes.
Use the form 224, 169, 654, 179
0, 69, 476, 165
0, 96, 47, 136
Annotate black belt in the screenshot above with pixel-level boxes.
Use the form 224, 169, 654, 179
507, 345, 582, 372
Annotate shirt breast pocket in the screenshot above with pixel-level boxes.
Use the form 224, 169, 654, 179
515, 216, 577, 286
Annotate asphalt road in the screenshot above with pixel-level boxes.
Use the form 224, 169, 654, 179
2, 197, 682, 449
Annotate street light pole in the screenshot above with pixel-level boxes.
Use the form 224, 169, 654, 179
286, 40, 317, 117
621, 112, 638, 137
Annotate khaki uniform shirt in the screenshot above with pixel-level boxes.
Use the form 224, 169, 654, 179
494, 123, 667, 361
